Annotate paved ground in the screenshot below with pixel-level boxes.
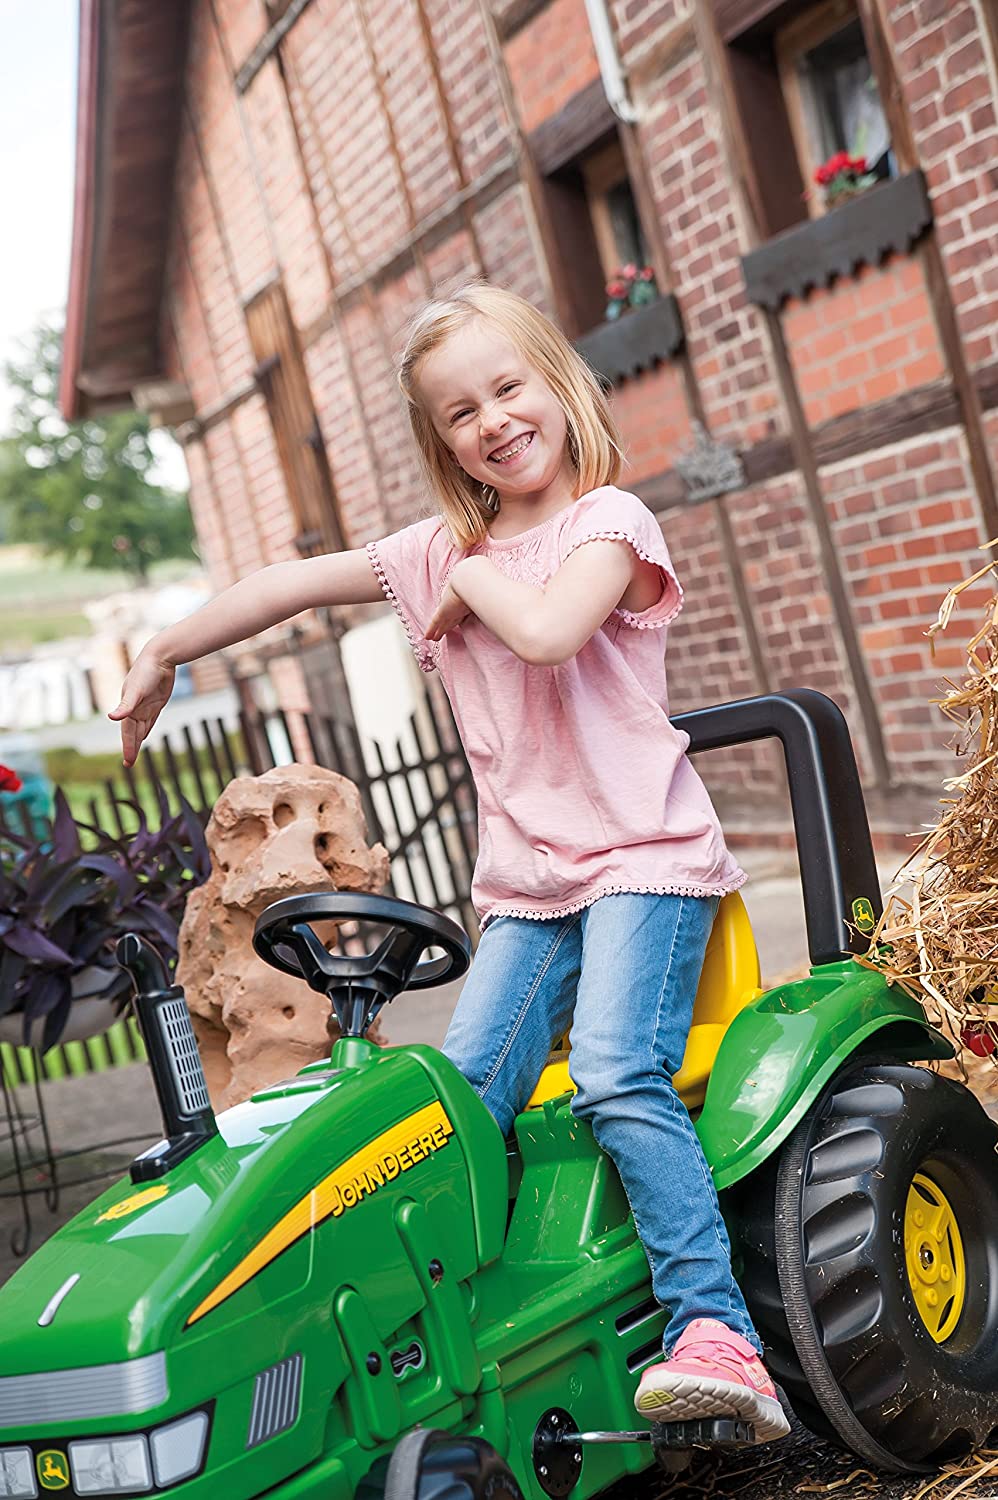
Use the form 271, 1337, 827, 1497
4, 847, 998, 1496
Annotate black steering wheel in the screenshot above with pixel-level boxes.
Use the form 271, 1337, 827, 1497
252, 892, 472, 1038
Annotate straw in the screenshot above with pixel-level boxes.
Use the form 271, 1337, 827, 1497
856, 540, 998, 1071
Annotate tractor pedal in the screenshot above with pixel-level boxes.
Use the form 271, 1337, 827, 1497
652, 1417, 755, 1449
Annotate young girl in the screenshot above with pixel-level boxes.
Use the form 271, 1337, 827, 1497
112, 282, 789, 1444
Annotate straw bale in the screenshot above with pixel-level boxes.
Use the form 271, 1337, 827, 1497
857, 543, 998, 1082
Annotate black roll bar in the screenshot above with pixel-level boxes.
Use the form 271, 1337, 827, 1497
672, 688, 882, 967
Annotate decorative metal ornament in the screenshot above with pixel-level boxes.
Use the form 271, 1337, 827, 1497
674, 422, 745, 503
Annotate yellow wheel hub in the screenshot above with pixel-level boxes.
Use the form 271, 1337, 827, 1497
904, 1171, 966, 1343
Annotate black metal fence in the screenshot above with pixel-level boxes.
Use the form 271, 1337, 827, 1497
2, 685, 480, 936
1, 687, 480, 1084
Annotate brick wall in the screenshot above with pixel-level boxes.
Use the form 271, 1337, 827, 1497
185, 3, 273, 306
884, 0, 998, 373
608, 0, 691, 67
638, 51, 785, 449
728, 473, 864, 749
615, 364, 691, 485
474, 186, 552, 311
784, 255, 946, 426
304, 325, 390, 545
504, 0, 601, 131
821, 433, 994, 781
156, 0, 998, 827
655, 496, 785, 813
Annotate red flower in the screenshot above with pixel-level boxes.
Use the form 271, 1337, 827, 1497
815, 150, 869, 189
638, 265, 655, 280
621, 262, 638, 280
0, 765, 23, 794
606, 279, 628, 300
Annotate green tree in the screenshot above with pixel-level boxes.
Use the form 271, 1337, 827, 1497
0, 322, 197, 582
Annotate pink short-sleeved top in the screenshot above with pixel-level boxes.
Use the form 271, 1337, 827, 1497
367, 486, 747, 925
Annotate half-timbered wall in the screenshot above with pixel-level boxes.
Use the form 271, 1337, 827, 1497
160, 0, 998, 843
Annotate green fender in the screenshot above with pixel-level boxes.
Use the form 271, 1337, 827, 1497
697, 960, 954, 1192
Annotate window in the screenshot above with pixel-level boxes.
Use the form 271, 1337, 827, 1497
777, 4, 893, 216
542, 132, 656, 337
528, 79, 661, 340
722, 0, 892, 237
245, 281, 345, 558
582, 141, 651, 283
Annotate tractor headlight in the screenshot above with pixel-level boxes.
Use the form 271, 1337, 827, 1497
67, 1436, 151, 1494
0, 1448, 37, 1498
149, 1412, 210, 1487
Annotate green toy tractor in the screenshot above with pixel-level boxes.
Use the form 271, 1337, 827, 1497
1, 689, 996, 1500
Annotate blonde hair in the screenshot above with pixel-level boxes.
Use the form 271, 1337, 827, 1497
397, 283, 622, 548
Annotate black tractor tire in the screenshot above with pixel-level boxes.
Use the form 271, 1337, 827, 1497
737, 1061, 998, 1473
384, 1429, 524, 1500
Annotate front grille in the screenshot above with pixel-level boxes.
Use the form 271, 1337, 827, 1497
247, 1354, 303, 1449
158, 998, 211, 1116
0, 1352, 167, 1427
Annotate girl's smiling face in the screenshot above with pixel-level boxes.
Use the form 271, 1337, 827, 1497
417, 319, 576, 512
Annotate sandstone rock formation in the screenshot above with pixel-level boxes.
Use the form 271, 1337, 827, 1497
177, 764, 390, 1109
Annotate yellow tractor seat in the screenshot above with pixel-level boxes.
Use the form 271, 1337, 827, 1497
526, 890, 764, 1113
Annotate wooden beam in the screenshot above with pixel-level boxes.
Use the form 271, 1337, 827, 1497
183, 355, 998, 504
176, 87, 271, 571
697, 0, 892, 789
627, 15, 697, 92
695, 4, 768, 244
265, 42, 395, 541
979, 0, 998, 102
618, 21, 771, 694
857, 0, 998, 542
528, 79, 617, 175
648, 359, 998, 502
411, 0, 486, 271
714, 0, 800, 44
234, 0, 316, 94
494, 0, 548, 41
300, 157, 519, 343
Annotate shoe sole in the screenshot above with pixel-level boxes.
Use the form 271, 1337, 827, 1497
634, 1373, 791, 1444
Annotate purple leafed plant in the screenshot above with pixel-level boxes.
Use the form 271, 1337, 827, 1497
0, 789, 210, 1051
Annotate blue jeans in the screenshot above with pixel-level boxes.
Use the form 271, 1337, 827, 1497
443, 891, 761, 1355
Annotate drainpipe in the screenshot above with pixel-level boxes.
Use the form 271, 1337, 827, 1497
581, 0, 638, 124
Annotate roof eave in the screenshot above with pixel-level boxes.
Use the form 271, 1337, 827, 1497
60, 0, 101, 421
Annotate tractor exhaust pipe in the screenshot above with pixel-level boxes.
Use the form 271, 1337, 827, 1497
116, 933, 218, 1184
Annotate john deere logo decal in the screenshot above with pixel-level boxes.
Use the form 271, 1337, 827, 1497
97, 1183, 170, 1223
37, 1451, 70, 1490
187, 1100, 454, 1326
852, 897, 877, 934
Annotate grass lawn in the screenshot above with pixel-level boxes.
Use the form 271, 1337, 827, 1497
42, 739, 250, 835
0, 546, 203, 651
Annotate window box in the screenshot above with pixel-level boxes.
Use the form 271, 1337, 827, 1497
740, 169, 932, 310
575, 294, 685, 386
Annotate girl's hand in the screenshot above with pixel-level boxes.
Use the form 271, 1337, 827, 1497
424, 578, 471, 642
108, 648, 177, 768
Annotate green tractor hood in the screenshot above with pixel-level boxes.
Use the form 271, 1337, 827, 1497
0, 1044, 493, 1379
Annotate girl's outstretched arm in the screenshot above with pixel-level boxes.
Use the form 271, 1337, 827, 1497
111, 549, 384, 765
429, 541, 660, 665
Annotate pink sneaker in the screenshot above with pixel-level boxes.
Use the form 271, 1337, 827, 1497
634, 1318, 790, 1443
